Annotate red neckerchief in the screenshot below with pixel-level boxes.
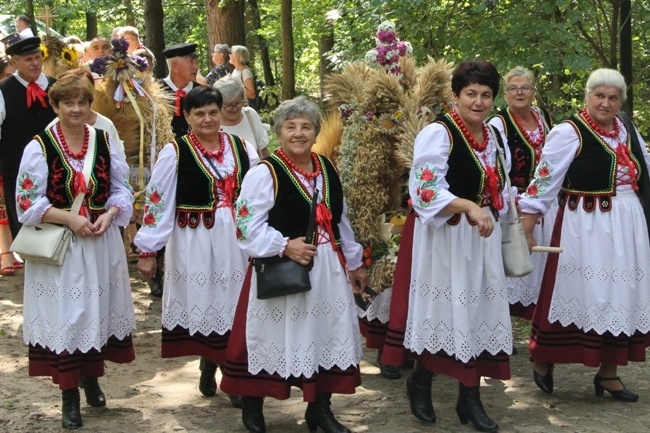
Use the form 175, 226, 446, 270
27, 82, 48, 108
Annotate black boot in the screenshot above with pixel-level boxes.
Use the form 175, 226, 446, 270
79, 376, 106, 407
216, 364, 242, 408
456, 383, 498, 432
61, 388, 83, 429
149, 252, 165, 297
241, 397, 265, 433
199, 357, 218, 397
406, 362, 436, 423
304, 392, 350, 433
377, 350, 401, 379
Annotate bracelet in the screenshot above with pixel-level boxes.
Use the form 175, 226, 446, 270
106, 209, 118, 222
138, 251, 157, 258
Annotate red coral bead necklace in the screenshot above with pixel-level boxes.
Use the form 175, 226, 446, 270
57, 123, 89, 159
277, 148, 321, 179
581, 108, 620, 138
189, 131, 225, 163
451, 109, 489, 152
511, 109, 544, 147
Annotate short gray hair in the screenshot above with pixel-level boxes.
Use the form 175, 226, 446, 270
585, 68, 627, 102
213, 75, 245, 102
273, 96, 321, 136
230, 45, 250, 64
503, 66, 535, 88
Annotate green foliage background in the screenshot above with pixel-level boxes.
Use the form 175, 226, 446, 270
5, 0, 649, 134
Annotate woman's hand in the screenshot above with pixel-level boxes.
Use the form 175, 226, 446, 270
67, 213, 97, 238
467, 203, 494, 238
91, 213, 113, 236
521, 213, 539, 252
137, 257, 157, 279
283, 237, 317, 266
349, 267, 369, 294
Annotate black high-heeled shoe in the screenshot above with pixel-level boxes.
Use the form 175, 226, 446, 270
198, 357, 217, 397
241, 397, 266, 433
377, 351, 401, 380
79, 376, 106, 407
61, 388, 83, 429
593, 374, 639, 402
533, 363, 554, 394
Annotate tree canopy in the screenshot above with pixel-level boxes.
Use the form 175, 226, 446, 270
5, 0, 649, 133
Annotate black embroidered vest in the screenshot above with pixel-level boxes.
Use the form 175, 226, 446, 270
35, 127, 112, 223
492, 107, 551, 192
0, 75, 57, 178
561, 114, 639, 195
437, 114, 506, 208
158, 80, 200, 138
173, 133, 250, 228
264, 152, 343, 241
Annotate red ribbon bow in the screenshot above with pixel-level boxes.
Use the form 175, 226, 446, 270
174, 89, 186, 116
485, 166, 504, 210
315, 203, 338, 250
73, 171, 88, 216
26, 82, 48, 109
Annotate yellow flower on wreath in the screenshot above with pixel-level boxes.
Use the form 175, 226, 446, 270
40, 44, 49, 59
60, 46, 79, 67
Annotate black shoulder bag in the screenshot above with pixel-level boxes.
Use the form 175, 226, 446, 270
254, 182, 318, 300
619, 111, 650, 243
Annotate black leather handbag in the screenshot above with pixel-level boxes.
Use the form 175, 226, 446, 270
254, 184, 319, 300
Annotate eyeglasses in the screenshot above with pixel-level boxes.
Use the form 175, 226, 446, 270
222, 100, 247, 110
505, 86, 536, 94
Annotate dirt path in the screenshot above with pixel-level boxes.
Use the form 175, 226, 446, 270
1, 266, 649, 433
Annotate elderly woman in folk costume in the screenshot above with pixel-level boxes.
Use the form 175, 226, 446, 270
383, 61, 514, 433
488, 66, 554, 324
17, 71, 135, 430
136, 86, 259, 407
521, 68, 650, 402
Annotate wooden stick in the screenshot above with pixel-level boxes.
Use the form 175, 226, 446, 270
532, 246, 563, 253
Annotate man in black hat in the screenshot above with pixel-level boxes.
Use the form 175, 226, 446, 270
0, 37, 56, 237
160, 42, 201, 137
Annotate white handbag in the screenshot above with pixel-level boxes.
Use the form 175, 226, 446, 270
490, 125, 533, 278
11, 128, 96, 266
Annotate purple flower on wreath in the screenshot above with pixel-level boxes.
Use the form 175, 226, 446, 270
377, 29, 397, 44
365, 111, 375, 121
132, 55, 149, 72
111, 37, 130, 55
89, 55, 109, 75
339, 104, 354, 119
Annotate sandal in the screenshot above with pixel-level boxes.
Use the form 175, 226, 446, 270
1, 252, 16, 276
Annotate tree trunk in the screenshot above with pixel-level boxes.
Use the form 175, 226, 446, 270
206, 0, 246, 49
25, 0, 36, 36
248, 0, 274, 86
620, 0, 633, 113
124, 0, 136, 27
85, 11, 98, 40
319, 20, 335, 99
144, 0, 166, 78
281, 0, 295, 100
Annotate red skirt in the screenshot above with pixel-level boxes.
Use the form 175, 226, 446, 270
382, 212, 510, 386
161, 325, 230, 364
28, 335, 135, 390
359, 317, 388, 349
510, 302, 535, 320
220, 266, 361, 402
530, 203, 650, 366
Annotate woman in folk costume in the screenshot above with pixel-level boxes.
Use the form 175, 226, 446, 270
488, 66, 554, 320
16, 73, 135, 429
135, 86, 258, 407
521, 68, 650, 402
221, 97, 368, 433
383, 61, 513, 433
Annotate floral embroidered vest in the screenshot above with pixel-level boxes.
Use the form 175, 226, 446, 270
263, 152, 343, 241
173, 132, 250, 228
437, 114, 506, 208
36, 127, 112, 222
492, 107, 551, 192
562, 114, 640, 195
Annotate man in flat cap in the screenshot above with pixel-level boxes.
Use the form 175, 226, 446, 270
159, 43, 201, 137
0, 37, 56, 237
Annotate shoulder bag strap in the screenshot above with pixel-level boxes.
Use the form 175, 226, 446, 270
243, 109, 261, 146
488, 124, 517, 221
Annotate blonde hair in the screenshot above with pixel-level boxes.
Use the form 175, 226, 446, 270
503, 66, 535, 88
230, 45, 250, 64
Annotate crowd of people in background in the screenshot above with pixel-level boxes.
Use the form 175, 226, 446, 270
1, 13, 650, 433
